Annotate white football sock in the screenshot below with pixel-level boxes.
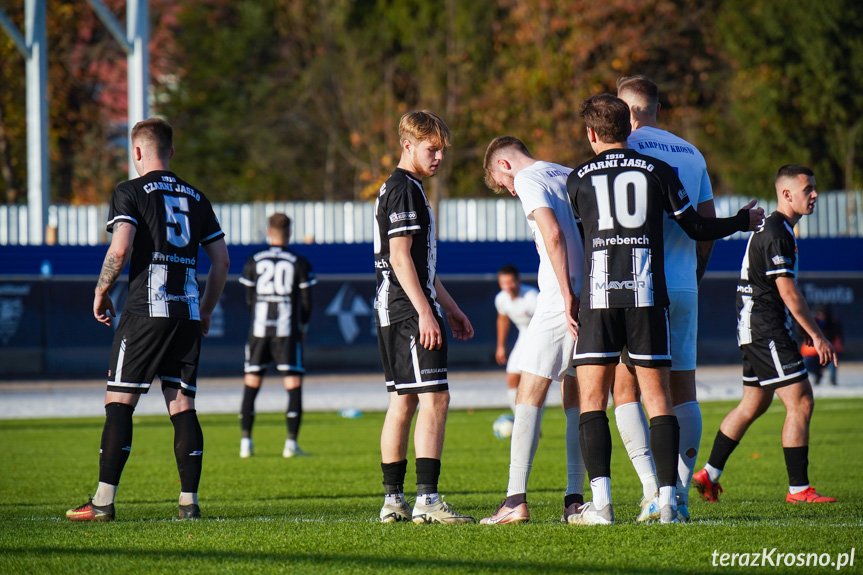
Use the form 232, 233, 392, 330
659, 485, 676, 508
590, 477, 611, 509
788, 484, 809, 495
614, 402, 658, 500
506, 403, 542, 496
674, 401, 702, 505
384, 493, 405, 506
705, 463, 723, 483
93, 482, 117, 506
179, 492, 198, 506
565, 407, 585, 496
506, 387, 518, 413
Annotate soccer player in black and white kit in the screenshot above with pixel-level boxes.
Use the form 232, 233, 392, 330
375, 110, 475, 524
692, 165, 837, 505
66, 119, 230, 521
238, 213, 316, 459
566, 95, 763, 524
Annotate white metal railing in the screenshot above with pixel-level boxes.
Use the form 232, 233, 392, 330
0, 191, 860, 246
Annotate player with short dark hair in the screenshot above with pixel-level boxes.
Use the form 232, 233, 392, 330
66, 118, 230, 521
613, 74, 719, 522
493, 264, 538, 412
566, 94, 763, 525
238, 213, 316, 459
375, 110, 475, 524
692, 165, 837, 505
481, 136, 586, 525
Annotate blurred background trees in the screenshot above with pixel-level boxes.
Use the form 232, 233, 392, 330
1, 0, 861, 204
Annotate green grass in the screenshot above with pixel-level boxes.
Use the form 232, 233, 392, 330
1, 398, 861, 574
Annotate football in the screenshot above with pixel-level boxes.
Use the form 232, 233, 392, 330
493, 413, 514, 439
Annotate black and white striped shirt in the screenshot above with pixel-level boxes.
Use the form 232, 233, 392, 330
106, 170, 224, 320
736, 212, 797, 345
373, 168, 440, 327
240, 246, 316, 338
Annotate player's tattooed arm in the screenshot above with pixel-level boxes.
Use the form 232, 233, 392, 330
95, 221, 135, 294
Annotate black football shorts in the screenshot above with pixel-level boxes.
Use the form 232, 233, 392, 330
106, 314, 201, 397
377, 314, 449, 395
244, 335, 305, 375
573, 306, 671, 368
741, 333, 808, 390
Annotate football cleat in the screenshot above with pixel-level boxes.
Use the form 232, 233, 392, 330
676, 501, 691, 523
379, 495, 411, 523
692, 468, 723, 503
412, 496, 475, 525
636, 494, 660, 523
479, 500, 529, 525
283, 440, 308, 458
659, 504, 679, 524
786, 487, 836, 503
561, 501, 582, 524
178, 503, 201, 520
240, 438, 253, 459
66, 498, 115, 522
566, 502, 614, 526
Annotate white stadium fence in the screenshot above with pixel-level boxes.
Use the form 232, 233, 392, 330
0, 191, 860, 246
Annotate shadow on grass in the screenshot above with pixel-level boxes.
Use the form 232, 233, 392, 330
0, 546, 724, 574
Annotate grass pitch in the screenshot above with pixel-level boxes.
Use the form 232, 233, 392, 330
1, 398, 861, 574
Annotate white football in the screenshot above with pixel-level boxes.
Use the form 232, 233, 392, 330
493, 414, 514, 439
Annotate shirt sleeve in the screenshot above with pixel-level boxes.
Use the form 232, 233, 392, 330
494, 291, 507, 315
199, 197, 225, 246
383, 180, 424, 238
660, 163, 693, 218
106, 183, 140, 232
298, 257, 317, 289
514, 171, 553, 218
762, 232, 796, 280
698, 161, 714, 205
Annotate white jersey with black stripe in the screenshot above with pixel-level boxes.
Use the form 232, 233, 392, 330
373, 168, 440, 327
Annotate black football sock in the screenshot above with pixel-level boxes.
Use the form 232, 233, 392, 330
416, 457, 441, 496
579, 410, 612, 480
564, 493, 584, 508
171, 409, 204, 493
707, 430, 740, 471
98, 402, 135, 486
286, 387, 302, 441
382, 459, 408, 495
649, 415, 681, 488
784, 446, 809, 487
240, 385, 260, 439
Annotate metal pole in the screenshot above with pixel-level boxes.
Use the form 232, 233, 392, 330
25, 0, 49, 245
126, 0, 149, 180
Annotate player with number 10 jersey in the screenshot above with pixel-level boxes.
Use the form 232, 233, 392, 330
107, 171, 224, 320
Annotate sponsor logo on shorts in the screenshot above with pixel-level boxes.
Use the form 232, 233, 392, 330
389, 211, 417, 223
420, 368, 447, 375
782, 360, 803, 370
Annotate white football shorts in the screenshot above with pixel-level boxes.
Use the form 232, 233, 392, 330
517, 309, 576, 382
668, 290, 697, 372
506, 332, 528, 375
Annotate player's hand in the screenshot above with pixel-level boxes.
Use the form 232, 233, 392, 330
418, 310, 442, 350
93, 292, 116, 326
200, 311, 212, 338
813, 335, 837, 368
741, 199, 765, 231
495, 346, 508, 365
564, 292, 580, 341
447, 308, 475, 342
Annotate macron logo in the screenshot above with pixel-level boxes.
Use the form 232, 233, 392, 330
189, 451, 203, 457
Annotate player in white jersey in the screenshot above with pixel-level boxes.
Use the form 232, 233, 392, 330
479, 136, 586, 525
611, 75, 718, 521
494, 264, 539, 412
